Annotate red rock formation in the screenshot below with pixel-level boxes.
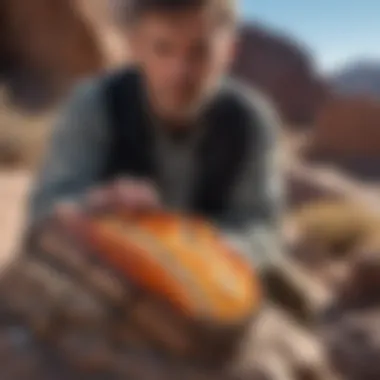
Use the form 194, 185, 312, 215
307, 96, 380, 178
1, 0, 105, 108
231, 25, 329, 126
311, 96, 380, 158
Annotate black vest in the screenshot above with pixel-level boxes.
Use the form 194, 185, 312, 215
102, 68, 255, 218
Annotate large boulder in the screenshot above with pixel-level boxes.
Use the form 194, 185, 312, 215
0, 0, 105, 109
231, 25, 329, 126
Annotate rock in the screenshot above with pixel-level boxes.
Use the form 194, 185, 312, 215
1, 0, 105, 109
307, 96, 380, 179
331, 61, 380, 99
0, 304, 339, 380
235, 306, 340, 380
322, 309, 380, 380
261, 257, 332, 325
231, 25, 329, 126
334, 247, 380, 309
286, 164, 343, 207
284, 193, 380, 379
286, 160, 380, 213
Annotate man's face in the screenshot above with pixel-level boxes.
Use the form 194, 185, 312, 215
129, 8, 236, 123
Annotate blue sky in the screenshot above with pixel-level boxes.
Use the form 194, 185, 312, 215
240, 0, 380, 73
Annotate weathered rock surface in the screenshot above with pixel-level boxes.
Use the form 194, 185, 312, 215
4, 169, 380, 379
307, 97, 380, 179
231, 25, 329, 126
0, 0, 115, 109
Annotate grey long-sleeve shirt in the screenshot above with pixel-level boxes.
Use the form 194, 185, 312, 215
28, 74, 283, 269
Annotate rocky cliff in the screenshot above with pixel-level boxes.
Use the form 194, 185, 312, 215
231, 25, 329, 126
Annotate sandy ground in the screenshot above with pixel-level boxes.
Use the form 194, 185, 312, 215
0, 170, 31, 265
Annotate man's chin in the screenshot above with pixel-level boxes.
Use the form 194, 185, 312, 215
166, 98, 210, 120
158, 106, 198, 124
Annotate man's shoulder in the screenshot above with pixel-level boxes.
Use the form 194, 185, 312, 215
218, 77, 277, 119
214, 77, 280, 145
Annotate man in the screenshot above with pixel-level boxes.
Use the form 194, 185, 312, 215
28, 0, 283, 268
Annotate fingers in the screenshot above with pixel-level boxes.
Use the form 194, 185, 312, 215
51, 200, 88, 233
85, 186, 114, 213
50, 178, 161, 228
113, 178, 161, 210
35, 177, 160, 251
53, 200, 82, 220
85, 177, 161, 214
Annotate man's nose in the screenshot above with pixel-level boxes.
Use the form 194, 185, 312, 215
169, 57, 194, 81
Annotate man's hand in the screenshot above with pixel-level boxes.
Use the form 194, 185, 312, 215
86, 178, 161, 212
50, 178, 161, 228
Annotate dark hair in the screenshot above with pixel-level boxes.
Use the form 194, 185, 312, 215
121, 0, 237, 26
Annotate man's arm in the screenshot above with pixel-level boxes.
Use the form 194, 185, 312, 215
217, 94, 284, 270
28, 79, 110, 227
